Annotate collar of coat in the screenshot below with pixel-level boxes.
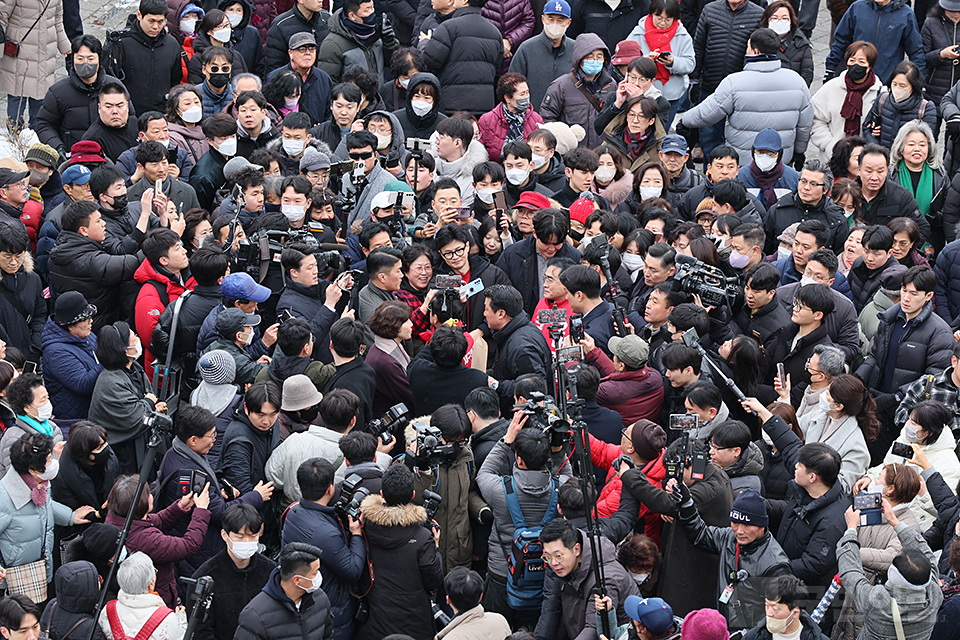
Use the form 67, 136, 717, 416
360, 494, 427, 527
1, 466, 36, 510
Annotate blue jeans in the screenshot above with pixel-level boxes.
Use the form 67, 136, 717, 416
666, 88, 689, 132
6, 95, 42, 131
698, 114, 725, 158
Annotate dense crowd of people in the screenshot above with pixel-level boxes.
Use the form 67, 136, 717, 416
5, 0, 960, 638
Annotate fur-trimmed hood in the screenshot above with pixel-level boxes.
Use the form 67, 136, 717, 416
265, 136, 333, 160
360, 494, 427, 530
597, 169, 633, 207
0, 251, 34, 279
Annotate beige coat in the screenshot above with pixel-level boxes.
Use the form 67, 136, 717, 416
0, 0, 71, 100
435, 606, 511, 640
809, 70, 883, 163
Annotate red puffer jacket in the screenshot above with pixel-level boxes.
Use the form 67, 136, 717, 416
589, 433, 666, 546
477, 102, 544, 162
133, 259, 195, 376
481, 0, 534, 73
586, 346, 665, 428
20, 200, 42, 250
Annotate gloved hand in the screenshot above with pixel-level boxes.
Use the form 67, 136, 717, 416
948, 117, 960, 139
670, 479, 693, 508
687, 82, 700, 105
381, 15, 399, 51
792, 154, 806, 172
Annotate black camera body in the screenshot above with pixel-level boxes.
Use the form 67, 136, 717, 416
423, 489, 442, 521
144, 410, 173, 434
412, 423, 458, 469
366, 403, 409, 445
335, 474, 371, 522
234, 229, 321, 281
672, 253, 741, 309
662, 429, 709, 485
178, 469, 208, 496
516, 392, 572, 448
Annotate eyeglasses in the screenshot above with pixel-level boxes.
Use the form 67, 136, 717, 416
292, 45, 317, 52
798, 178, 824, 188
626, 74, 650, 84
893, 239, 912, 248
410, 263, 431, 273
349, 151, 374, 160
792, 300, 809, 312
441, 245, 467, 259
709, 442, 729, 452
515, 209, 535, 219
0, 252, 25, 264
207, 65, 232, 73
627, 111, 648, 121
542, 551, 568, 563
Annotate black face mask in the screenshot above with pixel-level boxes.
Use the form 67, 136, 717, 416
570, 228, 584, 241
90, 447, 110, 466
109, 194, 128, 210
846, 63, 868, 82
298, 407, 319, 424
265, 202, 281, 213
75, 62, 98, 79
362, 12, 378, 25
209, 72, 231, 89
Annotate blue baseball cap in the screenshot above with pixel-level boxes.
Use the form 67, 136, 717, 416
543, 0, 571, 17
61, 164, 92, 185
624, 596, 674, 636
753, 128, 783, 152
221, 273, 271, 303
660, 134, 688, 155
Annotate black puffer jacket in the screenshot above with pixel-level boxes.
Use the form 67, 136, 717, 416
317, 9, 390, 83
860, 178, 931, 243
937, 168, 960, 243
490, 311, 553, 414
733, 297, 793, 352
664, 166, 704, 211
497, 235, 582, 315
418, 6, 504, 114
114, 15, 185, 115
569, 0, 649, 52
862, 89, 938, 150
41, 562, 107, 640
151, 283, 222, 368
763, 192, 848, 255
265, 4, 331, 74
847, 254, 900, 312
391, 72, 447, 139
763, 415, 850, 587
856, 301, 954, 395
192, 550, 276, 640
234, 567, 333, 640
692, 0, 764, 96
354, 496, 443, 640
35, 69, 128, 154
48, 231, 140, 333
51, 448, 120, 540
0, 257, 45, 359
922, 12, 960, 108
776, 29, 814, 86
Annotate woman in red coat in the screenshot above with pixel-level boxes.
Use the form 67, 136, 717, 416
364, 301, 415, 418
478, 73, 545, 162
104, 474, 210, 608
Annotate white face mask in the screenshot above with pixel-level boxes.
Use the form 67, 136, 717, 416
639, 186, 661, 201
891, 86, 910, 103
373, 132, 392, 150
621, 252, 644, 273
217, 136, 237, 157
800, 275, 817, 287
230, 540, 259, 560
227, 13, 242, 27
212, 27, 232, 43
180, 18, 198, 34
595, 166, 616, 184
33, 401, 54, 422
39, 457, 59, 481
411, 99, 432, 117
754, 153, 778, 173
157, 137, 170, 148
181, 105, 203, 123
777, 246, 792, 261
477, 187, 496, 204
506, 168, 529, 186
531, 154, 547, 170
282, 204, 305, 223
543, 23, 568, 40
240, 330, 254, 346
399, 78, 410, 89
282, 138, 307, 157
818, 393, 833, 413
904, 424, 920, 442
765, 614, 793, 635
629, 571, 650, 586
768, 19, 791, 35
296, 572, 322, 593
127, 337, 143, 359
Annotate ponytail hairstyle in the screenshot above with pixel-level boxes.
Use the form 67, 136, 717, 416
828, 374, 880, 443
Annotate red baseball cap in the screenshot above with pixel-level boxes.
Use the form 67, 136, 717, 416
611, 40, 644, 66
515, 191, 551, 211
68, 141, 108, 166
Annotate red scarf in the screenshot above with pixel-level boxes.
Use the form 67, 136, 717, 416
840, 70, 876, 138
21, 473, 47, 506
624, 127, 650, 160
643, 14, 679, 86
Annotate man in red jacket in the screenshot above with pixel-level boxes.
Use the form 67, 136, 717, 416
588, 418, 667, 546
581, 332, 664, 427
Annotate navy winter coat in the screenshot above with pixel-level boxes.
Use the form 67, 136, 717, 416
862, 89, 938, 150
41, 318, 103, 421
692, 0, 764, 96
825, 0, 925, 83
497, 235, 582, 316
934, 238, 960, 325
569, 0, 649, 52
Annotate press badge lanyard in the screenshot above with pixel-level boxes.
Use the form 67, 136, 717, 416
720, 544, 747, 604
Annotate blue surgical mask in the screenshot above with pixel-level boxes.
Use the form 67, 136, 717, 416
581, 59, 603, 76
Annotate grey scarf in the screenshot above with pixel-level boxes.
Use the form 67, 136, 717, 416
171, 437, 220, 492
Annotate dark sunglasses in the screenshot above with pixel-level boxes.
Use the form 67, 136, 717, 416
349, 151, 374, 160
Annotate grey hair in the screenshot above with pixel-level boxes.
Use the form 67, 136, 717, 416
889, 119, 940, 169
230, 73, 262, 94
117, 551, 156, 595
802, 158, 833, 186
812, 344, 847, 378
263, 174, 284, 198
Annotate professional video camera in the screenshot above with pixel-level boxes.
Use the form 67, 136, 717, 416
515, 392, 572, 448
411, 423, 458, 469
379, 190, 417, 238
662, 414, 709, 484
584, 235, 627, 335
144, 410, 173, 435
334, 474, 371, 522
234, 229, 320, 281
365, 403, 409, 445
423, 489, 442, 520
671, 253, 741, 310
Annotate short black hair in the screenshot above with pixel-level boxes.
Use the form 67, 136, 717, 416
89, 164, 126, 202
436, 117, 474, 151
515, 373, 548, 401
202, 112, 238, 139
710, 419, 751, 452
564, 148, 599, 172
513, 427, 549, 470
222, 502, 263, 535
339, 431, 377, 465
430, 325, 468, 369
95, 321, 132, 370
559, 264, 601, 299
712, 179, 747, 212
236, 90, 269, 111
483, 284, 523, 318
660, 342, 701, 375
280, 242, 314, 278
473, 161, 505, 183
381, 463, 415, 506
281, 174, 313, 199
464, 387, 499, 421
359, 222, 390, 250
444, 567, 484, 612
435, 223, 472, 252
0, 594, 42, 634
142, 228, 182, 267
432, 177, 461, 197
200, 45, 231, 66
245, 380, 282, 414
135, 139, 167, 166
684, 380, 722, 412
190, 245, 230, 286
765, 575, 807, 610
330, 318, 366, 358
902, 265, 936, 293
646, 242, 677, 269
797, 442, 841, 487
277, 318, 312, 356
0, 224, 29, 255
539, 518, 581, 549
796, 219, 829, 249
99, 81, 129, 102
367, 247, 402, 278
796, 283, 835, 316
431, 404, 471, 443
278, 543, 320, 581
137, 111, 166, 133
346, 130, 377, 152
668, 302, 710, 337
807, 248, 839, 277
709, 145, 740, 165
749, 27, 780, 54
533, 209, 569, 243
862, 224, 894, 252
175, 405, 216, 441
732, 223, 765, 249
502, 140, 533, 162
858, 143, 889, 167
910, 399, 951, 446
893, 547, 932, 587
572, 364, 600, 403
71, 33, 103, 56
297, 458, 335, 501
282, 111, 312, 133
745, 262, 780, 292
320, 389, 361, 433
331, 82, 363, 105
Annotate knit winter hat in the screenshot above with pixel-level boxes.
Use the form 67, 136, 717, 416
569, 197, 595, 225
629, 419, 666, 461
537, 121, 586, 156
681, 609, 730, 640
299, 149, 330, 172
880, 264, 908, 298
198, 349, 236, 385
24, 144, 59, 169
729, 488, 768, 527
